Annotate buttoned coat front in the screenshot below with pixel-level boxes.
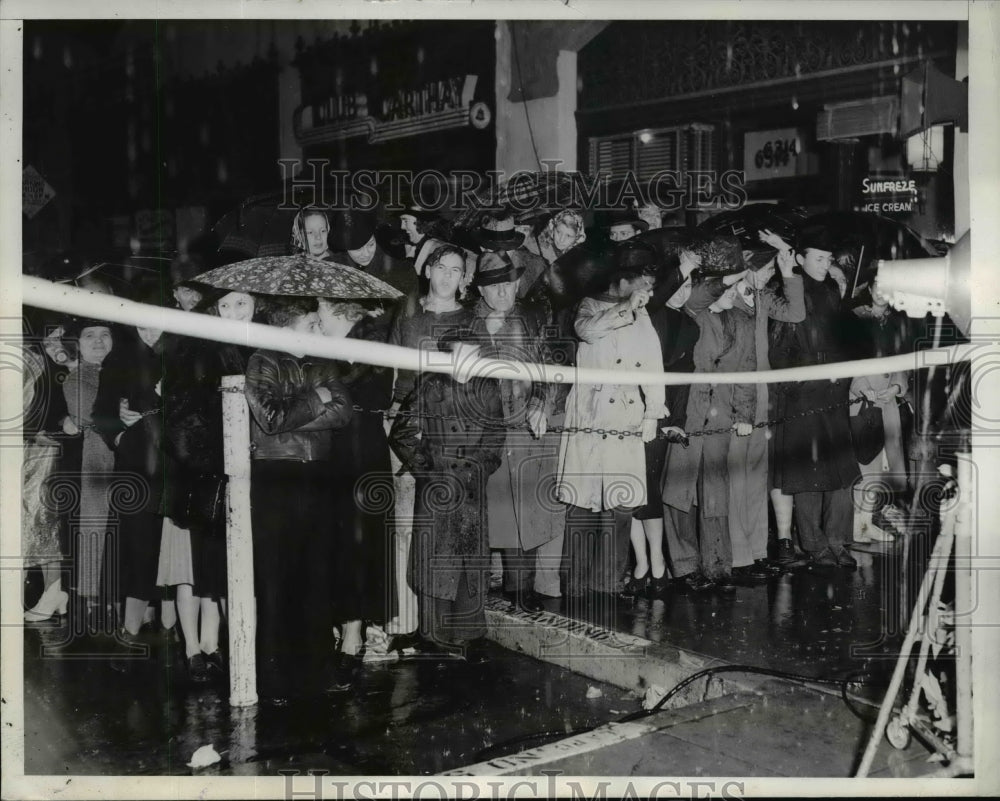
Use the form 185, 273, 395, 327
557, 295, 667, 512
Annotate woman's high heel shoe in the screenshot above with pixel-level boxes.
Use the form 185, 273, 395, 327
620, 571, 651, 597
650, 574, 670, 596
326, 647, 365, 693
24, 583, 68, 624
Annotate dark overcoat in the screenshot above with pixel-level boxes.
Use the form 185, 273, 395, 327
389, 372, 505, 602
769, 273, 861, 493
468, 298, 561, 551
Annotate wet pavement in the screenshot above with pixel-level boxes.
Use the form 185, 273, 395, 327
20, 533, 941, 777
23, 629, 635, 776
549, 539, 925, 689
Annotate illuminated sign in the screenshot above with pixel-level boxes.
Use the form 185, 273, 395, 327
294, 75, 484, 146
858, 174, 920, 214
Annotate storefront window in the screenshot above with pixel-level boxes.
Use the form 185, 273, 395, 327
588, 124, 716, 184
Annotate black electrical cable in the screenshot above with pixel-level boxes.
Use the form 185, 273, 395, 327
473, 664, 888, 763
509, 24, 542, 172
840, 669, 881, 723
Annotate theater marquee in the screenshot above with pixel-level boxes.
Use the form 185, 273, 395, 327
294, 75, 484, 146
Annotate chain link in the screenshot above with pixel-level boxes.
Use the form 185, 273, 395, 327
219, 385, 863, 439
350, 397, 864, 439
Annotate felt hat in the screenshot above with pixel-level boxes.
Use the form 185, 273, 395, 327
330, 208, 378, 252
601, 206, 649, 233
476, 211, 525, 250
796, 224, 837, 254
475, 251, 525, 286
394, 195, 438, 221
61, 316, 115, 339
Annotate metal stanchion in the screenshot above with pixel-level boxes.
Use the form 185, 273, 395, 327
855, 450, 973, 777
221, 374, 257, 707
953, 452, 974, 769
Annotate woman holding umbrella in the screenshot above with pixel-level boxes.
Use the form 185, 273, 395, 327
189, 250, 402, 700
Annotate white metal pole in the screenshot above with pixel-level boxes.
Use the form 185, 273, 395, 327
21, 275, 971, 388
221, 374, 257, 707
954, 451, 974, 763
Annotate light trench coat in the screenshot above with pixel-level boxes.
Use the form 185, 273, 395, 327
557, 295, 668, 512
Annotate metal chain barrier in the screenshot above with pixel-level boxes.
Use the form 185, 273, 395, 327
220, 385, 864, 440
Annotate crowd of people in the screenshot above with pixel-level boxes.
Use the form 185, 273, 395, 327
22, 195, 935, 704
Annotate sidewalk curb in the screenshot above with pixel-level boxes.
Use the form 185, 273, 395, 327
483, 596, 772, 706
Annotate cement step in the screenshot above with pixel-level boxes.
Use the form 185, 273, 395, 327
484, 594, 786, 707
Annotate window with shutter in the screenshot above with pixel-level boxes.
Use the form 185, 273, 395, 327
636, 129, 679, 181
589, 124, 716, 190
589, 136, 634, 181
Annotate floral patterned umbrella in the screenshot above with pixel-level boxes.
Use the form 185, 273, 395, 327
191, 253, 403, 300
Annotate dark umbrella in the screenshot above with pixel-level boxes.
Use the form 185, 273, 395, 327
799, 211, 940, 299
211, 189, 320, 258
630, 225, 692, 262
191, 254, 403, 301
451, 170, 586, 230
697, 202, 810, 268
54, 254, 171, 294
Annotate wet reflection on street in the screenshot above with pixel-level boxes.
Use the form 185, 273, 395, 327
23, 539, 919, 776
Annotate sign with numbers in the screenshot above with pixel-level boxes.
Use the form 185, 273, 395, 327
743, 128, 809, 182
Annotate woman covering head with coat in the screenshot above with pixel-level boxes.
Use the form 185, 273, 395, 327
660, 271, 760, 594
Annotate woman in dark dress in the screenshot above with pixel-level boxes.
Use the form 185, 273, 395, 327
91, 293, 177, 662
317, 298, 396, 687
157, 289, 259, 681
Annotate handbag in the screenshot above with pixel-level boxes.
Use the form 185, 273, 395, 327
179, 473, 228, 529
850, 397, 885, 466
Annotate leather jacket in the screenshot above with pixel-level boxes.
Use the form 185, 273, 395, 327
245, 349, 353, 462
